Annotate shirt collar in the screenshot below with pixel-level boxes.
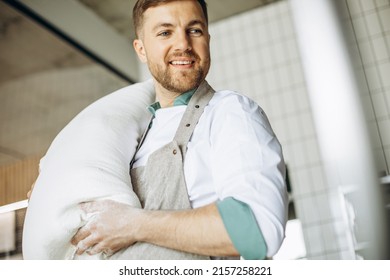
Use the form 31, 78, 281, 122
148, 88, 196, 116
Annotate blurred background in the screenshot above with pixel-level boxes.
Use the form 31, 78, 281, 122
0, 0, 389, 260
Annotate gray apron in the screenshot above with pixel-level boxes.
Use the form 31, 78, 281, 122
118, 80, 214, 260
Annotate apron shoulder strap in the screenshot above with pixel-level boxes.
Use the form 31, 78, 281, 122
174, 80, 215, 157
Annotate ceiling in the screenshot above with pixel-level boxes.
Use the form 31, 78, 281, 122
0, 0, 279, 167
0, 1, 92, 85
78, 0, 278, 39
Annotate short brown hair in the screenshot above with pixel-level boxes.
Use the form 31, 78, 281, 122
133, 0, 208, 38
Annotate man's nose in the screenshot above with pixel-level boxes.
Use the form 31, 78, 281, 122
174, 31, 192, 51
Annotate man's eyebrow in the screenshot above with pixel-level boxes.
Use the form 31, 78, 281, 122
152, 20, 206, 32
187, 19, 206, 28
152, 23, 174, 32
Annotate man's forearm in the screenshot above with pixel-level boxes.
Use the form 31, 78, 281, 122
136, 203, 239, 257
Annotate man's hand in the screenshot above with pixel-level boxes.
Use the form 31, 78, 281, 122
71, 200, 142, 256
72, 200, 239, 257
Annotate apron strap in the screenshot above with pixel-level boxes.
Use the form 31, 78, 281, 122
130, 115, 154, 169
173, 80, 215, 158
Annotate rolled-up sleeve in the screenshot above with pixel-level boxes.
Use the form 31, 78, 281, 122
217, 197, 267, 259
210, 93, 288, 258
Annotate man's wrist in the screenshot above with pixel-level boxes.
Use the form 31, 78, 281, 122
133, 208, 146, 242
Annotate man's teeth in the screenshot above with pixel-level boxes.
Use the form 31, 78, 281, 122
171, 61, 192, 65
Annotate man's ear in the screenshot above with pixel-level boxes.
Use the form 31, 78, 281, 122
133, 39, 147, 63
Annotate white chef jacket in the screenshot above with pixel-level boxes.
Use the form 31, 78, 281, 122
132, 89, 288, 258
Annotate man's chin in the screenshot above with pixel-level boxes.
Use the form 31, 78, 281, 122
164, 77, 203, 93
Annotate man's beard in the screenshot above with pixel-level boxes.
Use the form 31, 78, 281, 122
148, 51, 209, 93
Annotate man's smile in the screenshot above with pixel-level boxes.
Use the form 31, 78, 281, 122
170, 60, 194, 65
169, 58, 195, 67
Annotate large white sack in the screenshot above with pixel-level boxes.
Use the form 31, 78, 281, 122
23, 80, 155, 259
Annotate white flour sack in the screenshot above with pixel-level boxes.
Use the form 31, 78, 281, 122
22, 80, 155, 259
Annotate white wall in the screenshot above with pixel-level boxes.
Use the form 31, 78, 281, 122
345, 0, 390, 176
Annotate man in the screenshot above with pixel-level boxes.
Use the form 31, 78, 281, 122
71, 0, 287, 259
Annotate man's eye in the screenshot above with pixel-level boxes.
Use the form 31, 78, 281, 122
158, 31, 170, 37
189, 29, 203, 36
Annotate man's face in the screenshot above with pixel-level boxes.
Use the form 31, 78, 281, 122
133, 0, 211, 94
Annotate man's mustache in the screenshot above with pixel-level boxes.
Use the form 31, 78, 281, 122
169, 50, 200, 61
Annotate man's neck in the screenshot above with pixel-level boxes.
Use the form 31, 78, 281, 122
153, 81, 185, 108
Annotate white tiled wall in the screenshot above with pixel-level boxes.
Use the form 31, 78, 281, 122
206, 0, 390, 259
344, 0, 390, 176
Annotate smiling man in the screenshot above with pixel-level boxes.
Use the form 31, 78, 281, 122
133, 0, 210, 105
71, 0, 288, 260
